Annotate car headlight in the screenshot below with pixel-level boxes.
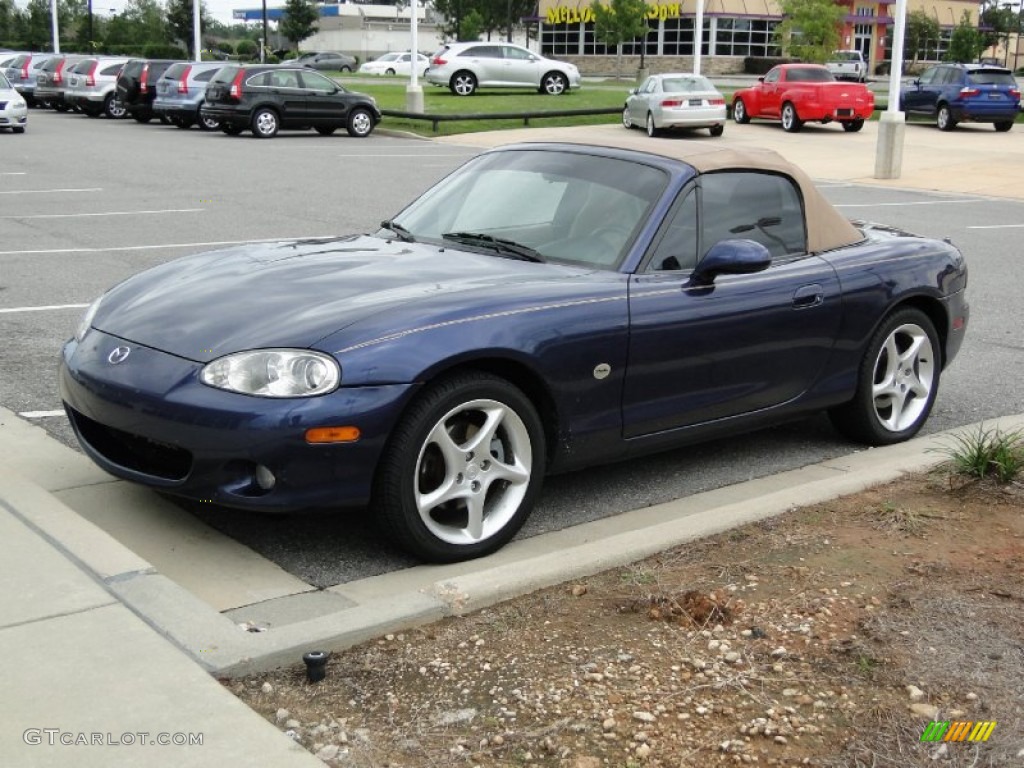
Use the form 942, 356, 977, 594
75, 296, 103, 342
200, 349, 340, 398
13, 97, 26, 108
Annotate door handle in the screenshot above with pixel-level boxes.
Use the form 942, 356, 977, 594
792, 283, 824, 309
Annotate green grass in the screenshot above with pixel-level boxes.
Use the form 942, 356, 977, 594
341, 79, 629, 135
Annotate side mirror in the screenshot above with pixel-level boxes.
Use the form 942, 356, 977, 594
690, 239, 771, 286
758, 76, 765, 83
629, 88, 638, 95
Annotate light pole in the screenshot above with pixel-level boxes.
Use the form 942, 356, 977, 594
875, 0, 908, 178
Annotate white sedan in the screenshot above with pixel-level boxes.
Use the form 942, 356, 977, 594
358, 52, 430, 77
0, 71, 27, 133
623, 73, 727, 138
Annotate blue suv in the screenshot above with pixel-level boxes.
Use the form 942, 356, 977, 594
900, 63, 1020, 131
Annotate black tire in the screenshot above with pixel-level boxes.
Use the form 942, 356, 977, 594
842, 119, 865, 133
994, 120, 1013, 132
221, 124, 244, 136
541, 71, 568, 95
346, 107, 374, 137
104, 95, 127, 119
315, 126, 336, 136
385, 68, 396, 76
54, 103, 70, 112
251, 107, 278, 138
732, 98, 749, 124
709, 123, 724, 137
449, 70, 477, 96
781, 102, 802, 133
645, 112, 659, 137
373, 372, 546, 563
340, 65, 352, 73
828, 308, 941, 446
937, 104, 956, 131
621, 105, 632, 129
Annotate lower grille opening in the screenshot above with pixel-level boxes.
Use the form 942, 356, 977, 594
69, 408, 193, 481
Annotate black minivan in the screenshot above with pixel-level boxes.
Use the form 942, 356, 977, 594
200, 64, 380, 138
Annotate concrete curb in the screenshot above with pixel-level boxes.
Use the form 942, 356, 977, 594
5, 413, 1022, 677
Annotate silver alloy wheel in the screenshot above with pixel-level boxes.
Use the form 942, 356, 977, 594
451, 72, 476, 96
413, 398, 533, 547
732, 98, 748, 124
542, 72, 567, 95
105, 96, 126, 119
781, 103, 801, 132
621, 106, 631, 129
199, 112, 220, 131
870, 322, 935, 433
252, 108, 278, 137
937, 105, 955, 131
347, 108, 373, 137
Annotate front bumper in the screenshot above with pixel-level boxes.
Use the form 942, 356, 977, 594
59, 329, 418, 511
0, 105, 28, 126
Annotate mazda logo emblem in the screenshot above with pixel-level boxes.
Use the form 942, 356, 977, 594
107, 346, 131, 365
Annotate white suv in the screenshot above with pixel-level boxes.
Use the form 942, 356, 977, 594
426, 42, 580, 96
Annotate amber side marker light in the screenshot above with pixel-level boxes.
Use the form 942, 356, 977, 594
305, 426, 361, 444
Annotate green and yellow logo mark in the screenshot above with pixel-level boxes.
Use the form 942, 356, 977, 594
921, 721, 996, 743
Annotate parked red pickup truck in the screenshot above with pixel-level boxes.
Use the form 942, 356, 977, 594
732, 63, 875, 133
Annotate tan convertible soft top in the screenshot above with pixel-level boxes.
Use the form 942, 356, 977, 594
516, 136, 865, 254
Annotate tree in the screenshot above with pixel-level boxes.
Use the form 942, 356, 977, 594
773, 0, 843, 63
280, 0, 318, 50
166, 0, 208, 58
590, 0, 650, 76
979, 1, 1021, 63
432, 0, 484, 42
904, 10, 940, 66
945, 10, 984, 63
0, 0, 19, 42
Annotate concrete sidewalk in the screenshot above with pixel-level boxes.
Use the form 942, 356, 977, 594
3, 121, 1023, 766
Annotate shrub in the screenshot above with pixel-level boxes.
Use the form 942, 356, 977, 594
143, 44, 187, 59
939, 425, 1024, 484
235, 39, 257, 58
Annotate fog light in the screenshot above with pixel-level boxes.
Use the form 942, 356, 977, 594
255, 465, 276, 490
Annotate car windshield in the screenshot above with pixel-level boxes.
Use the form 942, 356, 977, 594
377, 53, 400, 62
0, 73, 10, 88
389, 149, 669, 269
663, 76, 715, 93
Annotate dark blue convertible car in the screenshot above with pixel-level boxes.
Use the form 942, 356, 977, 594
60, 139, 969, 562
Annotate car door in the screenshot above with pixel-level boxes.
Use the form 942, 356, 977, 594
299, 69, 346, 125
627, 76, 655, 125
501, 45, 541, 87
459, 45, 503, 86
622, 171, 842, 438
756, 67, 784, 117
902, 66, 940, 115
266, 68, 307, 123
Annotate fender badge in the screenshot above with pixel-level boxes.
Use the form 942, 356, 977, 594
593, 363, 611, 380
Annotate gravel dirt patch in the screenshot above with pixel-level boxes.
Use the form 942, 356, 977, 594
228, 470, 1024, 766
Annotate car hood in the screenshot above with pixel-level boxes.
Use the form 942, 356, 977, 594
91, 235, 590, 363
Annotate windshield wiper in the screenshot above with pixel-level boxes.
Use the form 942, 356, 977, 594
441, 231, 546, 263
380, 220, 415, 243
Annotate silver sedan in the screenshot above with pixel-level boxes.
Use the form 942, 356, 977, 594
623, 73, 727, 138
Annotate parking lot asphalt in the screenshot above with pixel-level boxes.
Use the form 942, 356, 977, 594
2, 110, 1024, 765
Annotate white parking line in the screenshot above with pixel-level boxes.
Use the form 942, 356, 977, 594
0, 303, 89, 314
966, 223, 1024, 230
0, 235, 336, 257
2, 208, 204, 220
0, 187, 102, 194
0, 172, 28, 176
833, 200, 978, 208
19, 410, 66, 419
